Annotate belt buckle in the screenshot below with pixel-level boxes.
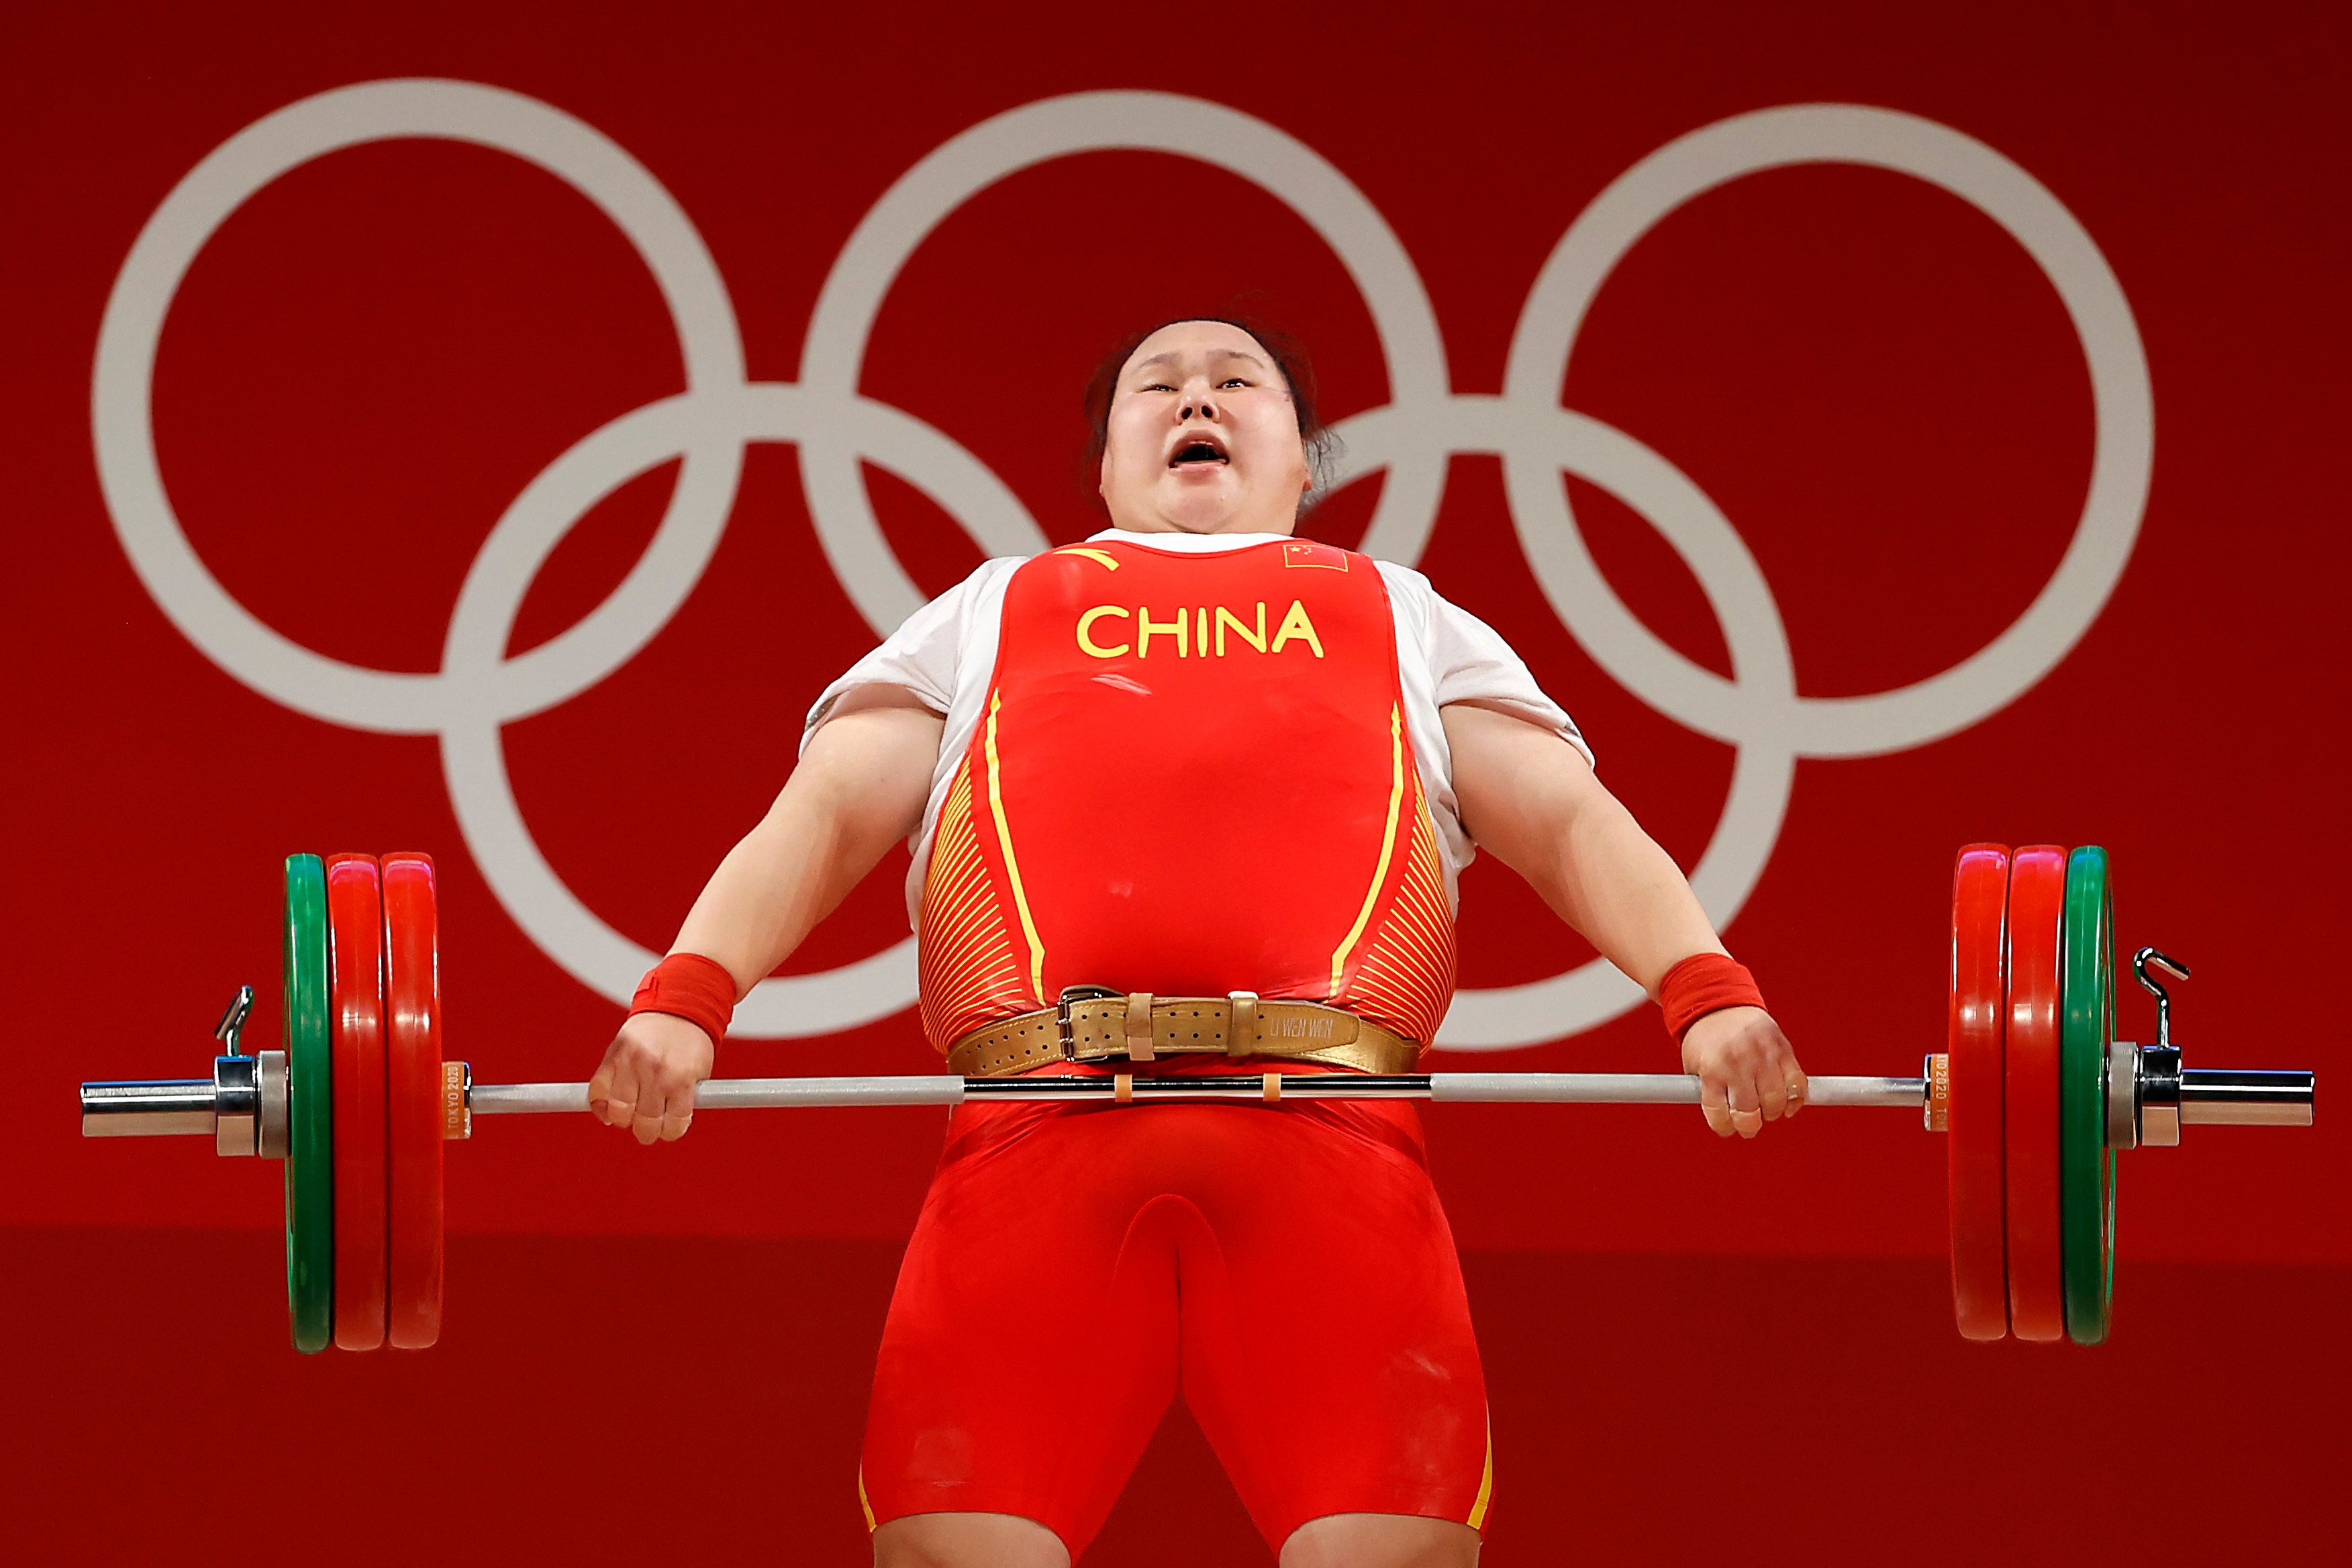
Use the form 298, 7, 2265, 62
1055, 985, 1120, 1062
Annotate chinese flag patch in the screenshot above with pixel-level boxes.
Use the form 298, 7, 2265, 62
1281, 540, 1350, 571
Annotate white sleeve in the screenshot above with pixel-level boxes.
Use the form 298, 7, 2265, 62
1425, 589, 1594, 767
800, 560, 1009, 752
1375, 560, 1591, 894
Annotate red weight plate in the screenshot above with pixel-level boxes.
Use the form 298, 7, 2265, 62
326, 854, 389, 1351
1949, 844, 2010, 1341
383, 852, 445, 1351
2003, 846, 2068, 1342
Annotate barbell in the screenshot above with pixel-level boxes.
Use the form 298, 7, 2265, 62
79, 844, 2314, 1353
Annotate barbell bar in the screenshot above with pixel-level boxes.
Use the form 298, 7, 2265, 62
77, 844, 2316, 1353
87, 1061, 2312, 1125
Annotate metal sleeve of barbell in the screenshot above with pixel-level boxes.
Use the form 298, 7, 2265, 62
2177, 1069, 2316, 1126
79, 1079, 220, 1136
1426, 1073, 1926, 1106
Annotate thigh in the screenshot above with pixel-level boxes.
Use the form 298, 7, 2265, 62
1279, 1512, 1481, 1568
861, 1109, 1181, 1559
1176, 1106, 1493, 1554
872, 1511, 1070, 1568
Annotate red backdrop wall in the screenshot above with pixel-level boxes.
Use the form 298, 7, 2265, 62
5, 1, 2345, 1561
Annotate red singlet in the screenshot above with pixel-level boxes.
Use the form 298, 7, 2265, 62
915, 535, 1457, 1049
861, 536, 1489, 1555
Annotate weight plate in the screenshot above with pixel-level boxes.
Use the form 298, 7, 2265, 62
2002, 846, 2068, 1342
2061, 846, 2117, 1344
383, 852, 445, 1350
326, 854, 389, 1352
1948, 844, 2010, 1341
283, 854, 334, 1355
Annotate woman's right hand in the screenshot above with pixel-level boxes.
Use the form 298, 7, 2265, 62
588, 1012, 716, 1144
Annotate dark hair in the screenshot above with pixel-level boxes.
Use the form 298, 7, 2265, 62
1081, 316, 1343, 511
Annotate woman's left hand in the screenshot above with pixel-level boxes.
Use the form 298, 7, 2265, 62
1680, 1006, 1806, 1138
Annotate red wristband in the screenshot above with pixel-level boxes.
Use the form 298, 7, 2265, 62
628, 952, 738, 1044
1658, 953, 1766, 1043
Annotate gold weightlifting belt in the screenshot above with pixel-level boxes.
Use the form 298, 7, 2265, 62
946, 989, 1422, 1078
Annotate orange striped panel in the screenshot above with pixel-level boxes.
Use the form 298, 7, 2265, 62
1330, 767, 1458, 1046
917, 757, 1034, 1050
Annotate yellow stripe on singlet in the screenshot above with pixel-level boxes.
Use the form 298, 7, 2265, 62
858, 1465, 876, 1531
1467, 1410, 1494, 1530
983, 689, 1048, 1004
1329, 704, 1407, 994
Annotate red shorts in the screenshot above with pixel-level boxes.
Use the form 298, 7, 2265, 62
858, 1068, 1492, 1558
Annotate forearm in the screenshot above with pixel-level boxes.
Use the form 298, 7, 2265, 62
1443, 701, 1725, 995
668, 702, 940, 997
670, 790, 870, 997
1530, 789, 1726, 995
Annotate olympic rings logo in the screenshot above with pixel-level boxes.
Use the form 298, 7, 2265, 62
91, 79, 2151, 1050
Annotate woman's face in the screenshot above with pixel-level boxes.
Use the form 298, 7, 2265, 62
1097, 320, 1312, 535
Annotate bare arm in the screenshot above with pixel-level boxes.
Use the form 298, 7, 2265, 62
1440, 702, 1724, 992
589, 687, 944, 1142
1442, 701, 1804, 1136
671, 691, 944, 993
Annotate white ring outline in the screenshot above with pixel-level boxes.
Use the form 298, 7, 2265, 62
439, 385, 1037, 1033
92, 78, 749, 736
1342, 107, 2151, 1040
1502, 103, 2153, 757
797, 89, 1451, 638
87, 83, 2153, 1048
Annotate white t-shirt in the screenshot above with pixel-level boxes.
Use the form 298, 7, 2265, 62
803, 529, 1590, 920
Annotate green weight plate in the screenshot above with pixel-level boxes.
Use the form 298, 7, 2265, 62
284, 854, 334, 1354
2060, 845, 2116, 1344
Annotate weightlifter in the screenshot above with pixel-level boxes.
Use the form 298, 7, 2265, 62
588, 317, 1808, 1567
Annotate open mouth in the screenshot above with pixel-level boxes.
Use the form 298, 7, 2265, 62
1167, 433, 1230, 469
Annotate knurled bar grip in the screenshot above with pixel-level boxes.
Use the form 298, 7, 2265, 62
462, 1071, 1931, 1115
